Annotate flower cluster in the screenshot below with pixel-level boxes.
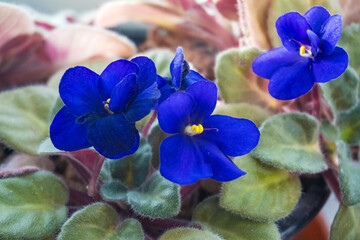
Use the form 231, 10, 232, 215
50, 47, 260, 184
252, 6, 348, 100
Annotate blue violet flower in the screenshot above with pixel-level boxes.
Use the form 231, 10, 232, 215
157, 47, 207, 104
252, 6, 348, 100
50, 57, 160, 159
158, 81, 260, 185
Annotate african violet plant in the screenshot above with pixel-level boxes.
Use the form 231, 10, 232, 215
0, 1, 360, 240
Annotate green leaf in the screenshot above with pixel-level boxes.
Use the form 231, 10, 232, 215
37, 137, 62, 154
0, 86, 58, 155
214, 103, 271, 127
220, 155, 301, 222
127, 172, 180, 218
251, 113, 327, 173
337, 141, 360, 206
140, 49, 174, 77
339, 102, 360, 144
58, 203, 144, 240
193, 196, 281, 240
0, 171, 68, 239
338, 23, 360, 75
321, 67, 359, 114
148, 121, 169, 169
321, 120, 339, 142
330, 203, 360, 240
100, 180, 128, 201
215, 47, 283, 110
268, 0, 340, 48
100, 138, 151, 189
160, 228, 223, 240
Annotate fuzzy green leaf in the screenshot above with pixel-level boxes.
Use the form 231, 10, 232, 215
37, 137, 62, 154
193, 196, 280, 240
127, 172, 180, 218
215, 48, 282, 110
0, 171, 68, 239
58, 203, 144, 240
338, 23, 360, 75
321, 67, 359, 114
100, 180, 128, 201
337, 141, 360, 206
213, 103, 271, 127
330, 203, 360, 240
220, 155, 301, 222
251, 113, 327, 173
160, 228, 223, 240
148, 122, 169, 169
321, 120, 340, 142
0, 86, 58, 155
339, 102, 360, 144
140, 49, 174, 77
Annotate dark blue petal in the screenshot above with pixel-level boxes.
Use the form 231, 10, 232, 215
201, 115, 260, 157
181, 70, 207, 90
313, 47, 348, 83
156, 75, 169, 88
159, 134, 212, 185
304, 6, 330, 34
59, 66, 103, 116
268, 59, 314, 100
252, 47, 303, 79
86, 113, 139, 159
197, 139, 246, 182
276, 12, 311, 51
50, 106, 91, 151
131, 56, 157, 92
109, 73, 137, 113
186, 81, 217, 124
319, 14, 343, 54
158, 84, 176, 104
99, 59, 139, 98
307, 30, 320, 53
158, 92, 195, 134
170, 47, 185, 89
125, 82, 160, 122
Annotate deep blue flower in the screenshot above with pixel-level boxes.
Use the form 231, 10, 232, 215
157, 47, 207, 103
157, 81, 260, 184
50, 57, 160, 159
252, 6, 348, 100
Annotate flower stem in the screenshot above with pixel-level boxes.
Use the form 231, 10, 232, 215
180, 181, 201, 201
88, 155, 105, 199
142, 110, 157, 139
322, 169, 342, 202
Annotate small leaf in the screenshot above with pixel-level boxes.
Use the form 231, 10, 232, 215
215, 47, 283, 110
100, 180, 128, 201
0, 171, 68, 239
214, 103, 271, 127
321, 120, 340, 142
339, 102, 360, 144
330, 203, 360, 240
338, 23, 360, 75
37, 137, 62, 154
251, 113, 327, 173
220, 155, 301, 222
139, 49, 174, 77
321, 67, 359, 114
160, 228, 223, 240
127, 172, 180, 218
193, 196, 281, 240
337, 141, 360, 206
58, 203, 144, 240
0, 86, 58, 155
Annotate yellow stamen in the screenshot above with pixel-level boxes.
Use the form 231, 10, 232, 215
185, 124, 204, 136
104, 98, 113, 114
300, 46, 305, 55
299, 46, 312, 57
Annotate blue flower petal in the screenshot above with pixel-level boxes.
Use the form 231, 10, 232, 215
307, 30, 320, 53
99, 59, 139, 98
319, 14, 343, 54
109, 73, 137, 113
59, 66, 103, 116
159, 134, 212, 185
304, 6, 330, 34
268, 59, 314, 100
197, 139, 246, 182
158, 83, 176, 104
156, 75, 169, 88
170, 47, 185, 89
201, 115, 260, 157
158, 92, 195, 134
86, 113, 139, 159
252, 47, 302, 79
50, 106, 91, 151
186, 81, 217, 124
276, 12, 311, 51
125, 82, 160, 122
131, 56, 157, 92
313, 47, 348, 83
181, 70, 207, 90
